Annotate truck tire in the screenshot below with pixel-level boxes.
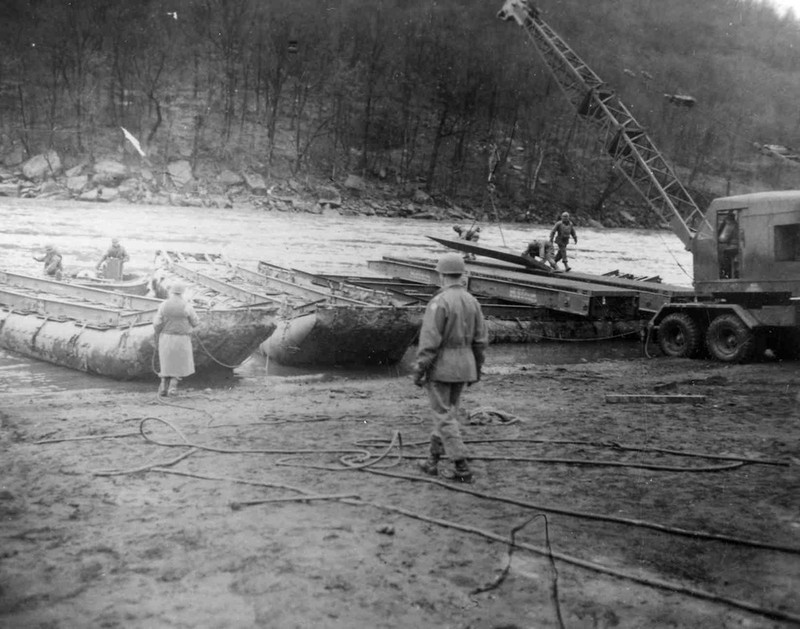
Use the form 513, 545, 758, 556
705, 314, 756, 363
657, 313, 701, 358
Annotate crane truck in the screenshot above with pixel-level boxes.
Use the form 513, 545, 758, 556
496, 0, 800, 362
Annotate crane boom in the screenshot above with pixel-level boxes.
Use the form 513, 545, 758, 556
497, 0, 709, 249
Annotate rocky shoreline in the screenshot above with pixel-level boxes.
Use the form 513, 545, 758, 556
0, 149, 656, 229
0, 149, 491, 222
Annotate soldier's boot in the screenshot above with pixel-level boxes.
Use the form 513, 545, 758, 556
417, 436, 445, 476
167, 377, 179, 396
158, 378, 168, 397
452, 459, 473, 483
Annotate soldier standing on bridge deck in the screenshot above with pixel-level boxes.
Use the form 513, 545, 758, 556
413, 253, 488, 483
549, 211, 578, 271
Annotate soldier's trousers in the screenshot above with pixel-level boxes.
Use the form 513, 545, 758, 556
424, 380, 468, 460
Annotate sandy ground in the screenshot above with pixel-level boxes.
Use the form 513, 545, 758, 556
1, 351, 799, 629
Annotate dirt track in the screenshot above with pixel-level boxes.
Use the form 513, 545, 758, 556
1, 354, 799, 628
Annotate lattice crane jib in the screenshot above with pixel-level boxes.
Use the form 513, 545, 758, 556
497, 0, 710, 250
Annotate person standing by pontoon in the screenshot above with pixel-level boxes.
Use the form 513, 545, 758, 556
549, 211, 578, 271
96, 238, 130, 272
33, 244, 64, 279
153, 280, 200, 397
413, 253, 488, 483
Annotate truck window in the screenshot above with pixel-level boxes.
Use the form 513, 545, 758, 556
774, 224, 800, 261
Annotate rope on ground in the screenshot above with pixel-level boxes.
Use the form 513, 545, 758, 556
396, 453, 745, 473
275, 431, 405, 472
357, 436, 788, 467
359, 466, 800, 556
359, 494, 800, 626
92, 447, 198, 476
114, 464, 800, 626
470, 513, 566, 629
192, 332, 244, 369
80, 420, 799, 555
273, 434, 799, 553
134, 416, 372, 458
467, 407, 520, 425
35, 432, 139, 445
230, 493, 361, 510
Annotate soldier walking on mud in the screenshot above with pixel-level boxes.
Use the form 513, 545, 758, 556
549, 211, 578, 271
413, 253, 488, 483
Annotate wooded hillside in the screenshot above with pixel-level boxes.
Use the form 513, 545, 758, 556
2, 0, 800, 223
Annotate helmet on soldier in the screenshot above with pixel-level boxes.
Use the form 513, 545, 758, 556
435, 253, 466, 275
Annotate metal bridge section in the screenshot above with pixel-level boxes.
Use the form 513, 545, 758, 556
368, 257, 640, 319
497, 0, 710, 249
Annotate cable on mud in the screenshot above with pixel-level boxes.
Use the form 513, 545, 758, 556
90, 457, 800, 626
66, 413, 800, 625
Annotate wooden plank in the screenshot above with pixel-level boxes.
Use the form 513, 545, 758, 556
604, 394, 707, 404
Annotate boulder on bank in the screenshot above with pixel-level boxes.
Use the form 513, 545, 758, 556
344, 174, 366, 192
167, 160, 193, 189
92, 159, 128, 186
412, 188, 432, 204
317, 185, 342, 208
219, 169, 243, 186
0, 182, 19, 197
22, 150, 62, 181
2, 146, 25, 167
66, 175, 89, 193
243, 172, 267, 195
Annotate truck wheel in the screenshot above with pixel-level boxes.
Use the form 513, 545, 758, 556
705, 314, 755, 363
657, 313, 701, 358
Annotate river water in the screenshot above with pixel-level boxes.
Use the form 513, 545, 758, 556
0, 197, 693, 394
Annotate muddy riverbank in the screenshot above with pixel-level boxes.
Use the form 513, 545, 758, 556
1, 352, 799, 628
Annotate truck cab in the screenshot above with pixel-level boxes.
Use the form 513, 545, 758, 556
651, 191, 800, 362
693, 191, 800, 297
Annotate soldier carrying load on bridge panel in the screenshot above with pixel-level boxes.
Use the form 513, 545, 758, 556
521, 238, 557, 269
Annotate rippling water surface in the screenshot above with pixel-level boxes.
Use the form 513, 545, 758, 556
0, 197, 692, 392
0, 197, 693, 285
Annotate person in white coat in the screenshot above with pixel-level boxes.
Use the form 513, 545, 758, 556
153, 281, 200, 396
